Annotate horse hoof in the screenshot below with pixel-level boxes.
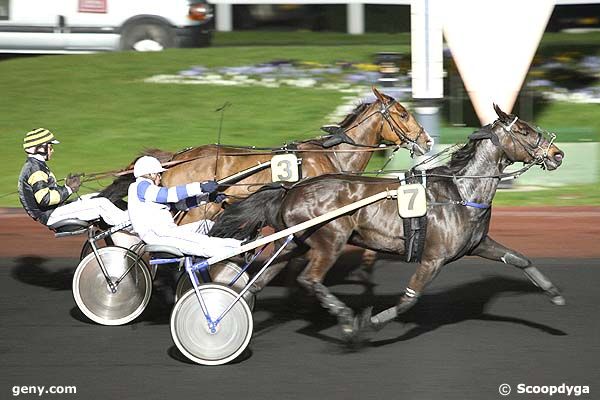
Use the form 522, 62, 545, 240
551, 295, 566, 306
343, 307, 381, 345
338, 309, 356, 340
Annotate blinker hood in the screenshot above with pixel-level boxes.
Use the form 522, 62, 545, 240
469, 128, 500, 146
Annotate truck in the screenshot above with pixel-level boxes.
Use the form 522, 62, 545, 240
0, 0, 213, 53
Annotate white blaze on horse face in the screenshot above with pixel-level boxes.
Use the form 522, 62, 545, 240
418, 130, 434, 155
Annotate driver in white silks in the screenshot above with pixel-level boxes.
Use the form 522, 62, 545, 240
127, 156, 241, 259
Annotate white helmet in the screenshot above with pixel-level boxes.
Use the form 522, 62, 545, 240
133, 156, 166, 178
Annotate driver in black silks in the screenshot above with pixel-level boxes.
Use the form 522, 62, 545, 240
17, 128, 128, 228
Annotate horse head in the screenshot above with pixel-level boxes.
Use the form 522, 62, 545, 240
372, 87, 434, 157
471, 105, 564, 171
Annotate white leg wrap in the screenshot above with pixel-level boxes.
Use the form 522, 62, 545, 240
524, 266, 553, 291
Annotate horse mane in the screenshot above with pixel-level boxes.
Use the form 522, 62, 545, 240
429, 140, 481, 176
302, 102, 372, 147
338, 102, 371, 128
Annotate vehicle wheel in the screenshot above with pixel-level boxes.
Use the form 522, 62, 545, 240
171, 284, 253, 365
79, 233, 155, 279
73, 247, 152, 325
120, 21, 175, 51
175, 260, 255, 310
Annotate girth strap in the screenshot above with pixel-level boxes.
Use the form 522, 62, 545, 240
402, 170, 428, 263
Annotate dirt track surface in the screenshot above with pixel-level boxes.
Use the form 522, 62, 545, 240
1, 206, 599, 258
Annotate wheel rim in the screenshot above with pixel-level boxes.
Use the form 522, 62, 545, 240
73, 247, 152, 325
175, 261, 255, 310
171, 284, 253, 365
80, 233, 155, 279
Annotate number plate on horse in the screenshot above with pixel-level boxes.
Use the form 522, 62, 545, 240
397, 184, 427, 218
271, 154, 299, 182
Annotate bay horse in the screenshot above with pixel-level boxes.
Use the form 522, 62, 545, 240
209, 104, 565, 341
99, 87, 433, 224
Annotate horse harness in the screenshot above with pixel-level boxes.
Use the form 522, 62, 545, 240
378, 99, 427, 153
398, 170, 429, 263
472, 117, 557, 169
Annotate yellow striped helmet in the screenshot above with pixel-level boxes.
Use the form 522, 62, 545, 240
23, 128, 60, 150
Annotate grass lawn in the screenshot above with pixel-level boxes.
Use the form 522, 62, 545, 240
0, 31, 598, 207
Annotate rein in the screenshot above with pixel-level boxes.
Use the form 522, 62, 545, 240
100, 146, 398, 178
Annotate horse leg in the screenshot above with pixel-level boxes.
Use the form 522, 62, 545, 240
348, 249, 378, 284
297, 250, 356, 339
470, 235, 565, 305
359, 259, 444, 335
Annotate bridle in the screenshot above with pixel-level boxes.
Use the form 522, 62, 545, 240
495, 116, 557, 170
334, 98, 428, 155
377, 99, 428, 156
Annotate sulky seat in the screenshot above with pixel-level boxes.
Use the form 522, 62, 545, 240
144, 244, 185, 258
49, 219, 92, 237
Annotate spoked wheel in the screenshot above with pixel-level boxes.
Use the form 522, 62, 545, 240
171, 284, 253, 366
79, 233, 155, 279
175, 261, 255, 310
73, 247, 152, 326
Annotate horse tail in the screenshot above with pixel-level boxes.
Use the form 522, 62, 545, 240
209, 185, 287, 240
97, 174, 135, 206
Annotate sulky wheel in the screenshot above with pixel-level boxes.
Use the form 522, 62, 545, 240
170, 284, 253, 366
79, 232, 156, 279
175, 260, 255, 310
73, 247, 152, 326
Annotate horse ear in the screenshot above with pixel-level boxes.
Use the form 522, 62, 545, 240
372, 86, 385, 102
493, 103, 509, 121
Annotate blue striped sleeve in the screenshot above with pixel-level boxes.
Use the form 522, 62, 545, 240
176, 185, 188, 200
136, 181, 151, 201
155, 187, 169, 203
137, 180, 169, 204
137, 181, 203, 204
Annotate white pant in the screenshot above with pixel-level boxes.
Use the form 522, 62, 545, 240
141, 220, 241, 259
46, 194, 129, 227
